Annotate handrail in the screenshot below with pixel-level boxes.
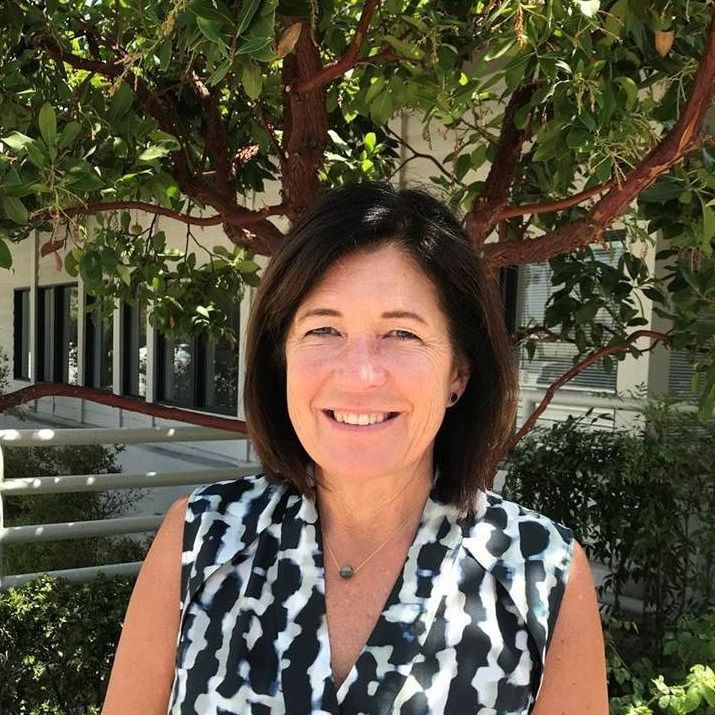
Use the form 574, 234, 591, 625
0, 425, 258, 589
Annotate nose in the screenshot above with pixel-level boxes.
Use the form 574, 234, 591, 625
334, 336, 387, 388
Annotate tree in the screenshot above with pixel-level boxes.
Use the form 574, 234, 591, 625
1, 0, 715, 442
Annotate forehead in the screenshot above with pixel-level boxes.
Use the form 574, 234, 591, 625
296, 244, 443, 317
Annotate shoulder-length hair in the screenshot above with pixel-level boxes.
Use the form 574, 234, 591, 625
244, 182, 517, 513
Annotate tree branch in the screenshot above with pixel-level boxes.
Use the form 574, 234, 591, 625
384, 126, 465, 186
502, 330, 671, 457
292, 0, 382, 94
37, 201, 286, 228
484, 7, 715, 267
188, 71, 233, 193
465, 83, 536, 245
0, 383, 248, 433
495, 179, 615, 222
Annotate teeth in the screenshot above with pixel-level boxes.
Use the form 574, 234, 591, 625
333, 411, 391, 425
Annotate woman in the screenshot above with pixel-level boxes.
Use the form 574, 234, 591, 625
103, 183, 607, 714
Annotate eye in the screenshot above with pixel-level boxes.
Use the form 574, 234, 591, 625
389, 329, 419, 341
305, 326, 339, 337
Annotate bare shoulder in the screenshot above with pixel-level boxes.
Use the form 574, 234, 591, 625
102, 495, 188, 715
531, 541, 608, 715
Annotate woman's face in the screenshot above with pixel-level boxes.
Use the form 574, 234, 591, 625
284, 243, 469, 487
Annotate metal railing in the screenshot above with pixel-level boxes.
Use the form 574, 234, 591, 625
0, 425, 258, 589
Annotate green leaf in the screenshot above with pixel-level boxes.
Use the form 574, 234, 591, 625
0, 239, 12, 269
38, 103, 57, 147
110, 83, 134, 119
382, 35, 423, 60
363, 132, 376, 152
196, 16, 226, 45
699, 195, 715, 246
640, 177, 683, 203
236, 0, 262, 35
615, 76, 638, 110
138, 145, 171, 162
58, 121, 82, 150
484, 37, 516, 61
117, 264, 132, 286
369, 88, 393, 125
682, 687, 702, 713
64, 250, 79, 277
2, 132, 33, 151
578, 0, 600, 17
241, 62, 263, 99
575, 301, 599, 323
237, 35, 274, 61
208, 59, 232, 86
702, 685, 715, 708
189, 0, 233, 25
2, 195, 28, 225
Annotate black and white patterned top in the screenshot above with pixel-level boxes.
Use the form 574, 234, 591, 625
168, 475, 574, 715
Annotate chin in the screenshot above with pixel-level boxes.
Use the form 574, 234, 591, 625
313, 454, 416, 485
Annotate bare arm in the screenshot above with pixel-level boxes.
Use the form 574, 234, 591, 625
102, 496, 188, 714
531, 541, 608, 715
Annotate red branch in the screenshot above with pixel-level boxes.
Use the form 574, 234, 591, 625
0, 383, 248, 433
292, 0, 381, 93
36, 201, 286, 228
188, 71, 233, 193
502, 330, 670, 456
465, 83, 536, 245
495, 180, 615, 221
484, 8, 715, 267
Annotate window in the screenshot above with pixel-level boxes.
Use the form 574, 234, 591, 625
122, 302, 147, 398
85, 299, 113, 391
156, 304, 240, 415
13, 289, 31, 380
37, 285, 79, 384
516, 244, 624, 392
668, 350, 695, 398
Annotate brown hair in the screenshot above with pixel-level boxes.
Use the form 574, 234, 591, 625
244, 182, 517, 512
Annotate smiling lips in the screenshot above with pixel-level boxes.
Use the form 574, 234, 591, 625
327, 410, 399, 426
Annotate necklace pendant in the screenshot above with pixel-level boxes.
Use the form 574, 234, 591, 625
339, 565, 355, 579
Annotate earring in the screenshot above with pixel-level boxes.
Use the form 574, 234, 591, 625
448, 392, 459, 405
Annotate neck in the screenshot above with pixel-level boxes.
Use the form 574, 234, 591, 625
316, 464, 433, 544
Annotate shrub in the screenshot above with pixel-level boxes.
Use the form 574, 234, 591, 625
0, 575, 133, 714
3, 444, 148, 576
503, 402, 715, 659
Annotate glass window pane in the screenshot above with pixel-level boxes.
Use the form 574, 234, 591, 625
202, 304, 240, 414
62, 286, 79, 385
162, 337, 195, 406
85, 304, 113, 391
13, 290, 31, 380
40, 288, 54, 381
123, 303, 147, 398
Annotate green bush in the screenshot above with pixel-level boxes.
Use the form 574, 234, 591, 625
3, 444, 148, 575
503, 402, 715, 658
0, 575, 133, 714
608, 610, 715, 714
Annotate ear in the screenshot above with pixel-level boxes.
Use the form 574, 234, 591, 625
450, 356, 471, 397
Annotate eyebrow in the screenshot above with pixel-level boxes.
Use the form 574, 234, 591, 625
296, 308, 427, 324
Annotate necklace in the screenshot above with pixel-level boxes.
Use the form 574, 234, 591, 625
323, 518, 410, 579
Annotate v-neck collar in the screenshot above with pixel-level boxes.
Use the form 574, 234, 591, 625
276, 490, 465, 715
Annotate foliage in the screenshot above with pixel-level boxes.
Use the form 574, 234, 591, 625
0, 575, 133, 714
607, 610, 715, 714
503, 402, 715, 656
3, 444, 148, 575
1, 0, 715, 410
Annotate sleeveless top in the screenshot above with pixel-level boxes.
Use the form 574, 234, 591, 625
167, 475, 574, 715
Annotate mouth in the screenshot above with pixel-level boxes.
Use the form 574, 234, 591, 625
323, 410, 400, 427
